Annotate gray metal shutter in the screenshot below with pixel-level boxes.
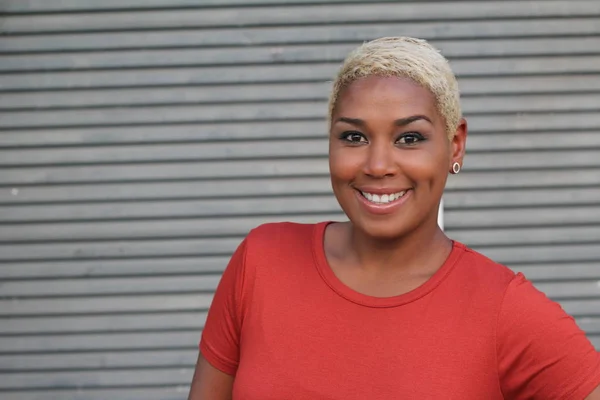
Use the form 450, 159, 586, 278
1, 1, 599, 398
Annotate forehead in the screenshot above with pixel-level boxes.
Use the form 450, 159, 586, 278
334, 76, 439, 120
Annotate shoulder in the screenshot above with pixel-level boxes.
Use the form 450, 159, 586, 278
451, 243, 600, 398
498, 271, 574, 330
247, 221, 317, 239
245, 221, 322, 251
240, 221, 326, 270
451, 242, 577, 329
439, 243, 519, 325
496, 268, 600, 398
236, 221, 326, 296
451, 242, 517, 294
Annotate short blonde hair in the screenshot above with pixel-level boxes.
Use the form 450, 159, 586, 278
328, 37, 461, 139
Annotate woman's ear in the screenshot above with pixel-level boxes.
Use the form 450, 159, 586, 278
449, 118, 467, 173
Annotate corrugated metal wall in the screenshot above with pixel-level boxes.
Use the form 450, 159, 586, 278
1, 1, 599, 398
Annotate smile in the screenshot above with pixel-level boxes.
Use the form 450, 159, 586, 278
360, 190, 407, 204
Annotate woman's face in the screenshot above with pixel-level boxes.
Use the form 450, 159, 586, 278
329, 75, 466, 239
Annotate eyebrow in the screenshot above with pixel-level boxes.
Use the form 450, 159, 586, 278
335, 115, 433, 126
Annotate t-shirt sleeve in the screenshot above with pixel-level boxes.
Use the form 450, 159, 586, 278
200, 239, 248, 376
497, 273, 600, 399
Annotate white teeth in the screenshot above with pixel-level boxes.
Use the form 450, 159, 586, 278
360, 190, 407, 204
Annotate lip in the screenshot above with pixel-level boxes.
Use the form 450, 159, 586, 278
355, 187, 410, 195
354, 187, 412, 215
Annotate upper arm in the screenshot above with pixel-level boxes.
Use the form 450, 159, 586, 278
199, 239, 250, 375
497, 274, 600, 399
586, 386, 600, 400
189, 238, 250, 398
188, 353, 234, 400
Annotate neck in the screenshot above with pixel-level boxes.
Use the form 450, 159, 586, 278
348, 215, 452, 278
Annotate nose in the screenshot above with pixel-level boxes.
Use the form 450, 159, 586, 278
363, 141, 397, 178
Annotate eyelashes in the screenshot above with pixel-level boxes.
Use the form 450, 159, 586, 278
397, 132, 426, 145
338, 131, 426, 145
339, 131, 367, 143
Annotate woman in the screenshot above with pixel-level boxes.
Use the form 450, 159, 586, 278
188, 37, 600, 399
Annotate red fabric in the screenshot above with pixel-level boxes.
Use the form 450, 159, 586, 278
200, 222, 600, 399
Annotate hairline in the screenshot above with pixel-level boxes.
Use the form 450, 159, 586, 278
327, 37, 462, 140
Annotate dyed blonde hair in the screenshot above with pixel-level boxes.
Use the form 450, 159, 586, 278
328, 37, 461, 139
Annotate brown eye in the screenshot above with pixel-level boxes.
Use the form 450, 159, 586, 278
341, 131, 368, 144
397, 132, 425, 145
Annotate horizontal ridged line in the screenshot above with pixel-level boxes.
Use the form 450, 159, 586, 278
2, 33, 600, 55
3, 90, 600, 113
449, 222, 600, 232
2, 54, 600, 75
0, 210, 338, 226
2, 70, 600, 93
0, 192, 332, 206
0, 327, 202, 338
0, 271, 226, 281
0, 253, 234, 263
0, 364, 196, 374
0, 310, 209, 319
0, 383, 189, 393
0, 0, 538, 15
445, 204, 600, 212
3, 52, 600, 74
0, 289, 215, 300
0, 188, 596, 206
471, 239, 600, 248
3, 14, 600, 36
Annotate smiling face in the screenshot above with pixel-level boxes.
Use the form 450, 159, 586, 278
329, 75, 466, 240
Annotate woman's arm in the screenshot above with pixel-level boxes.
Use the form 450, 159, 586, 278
189, 239, 250, 399
587, 386, 600, 400
188, 353, 234, 400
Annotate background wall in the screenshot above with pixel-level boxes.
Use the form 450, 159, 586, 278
1, 1, 600, 399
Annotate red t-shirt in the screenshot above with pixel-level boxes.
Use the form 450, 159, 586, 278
200, 222, 600, 399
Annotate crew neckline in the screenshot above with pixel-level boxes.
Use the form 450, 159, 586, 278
312, 221, 466, 308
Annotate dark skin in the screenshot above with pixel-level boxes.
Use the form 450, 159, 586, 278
188, 355, 233, 400
188, 75, 600, 399
326, 76, 463, 297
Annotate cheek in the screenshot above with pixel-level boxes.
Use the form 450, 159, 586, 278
397, 148, 449, 184
328, 147, 362, 182
424, 150, 451, 189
